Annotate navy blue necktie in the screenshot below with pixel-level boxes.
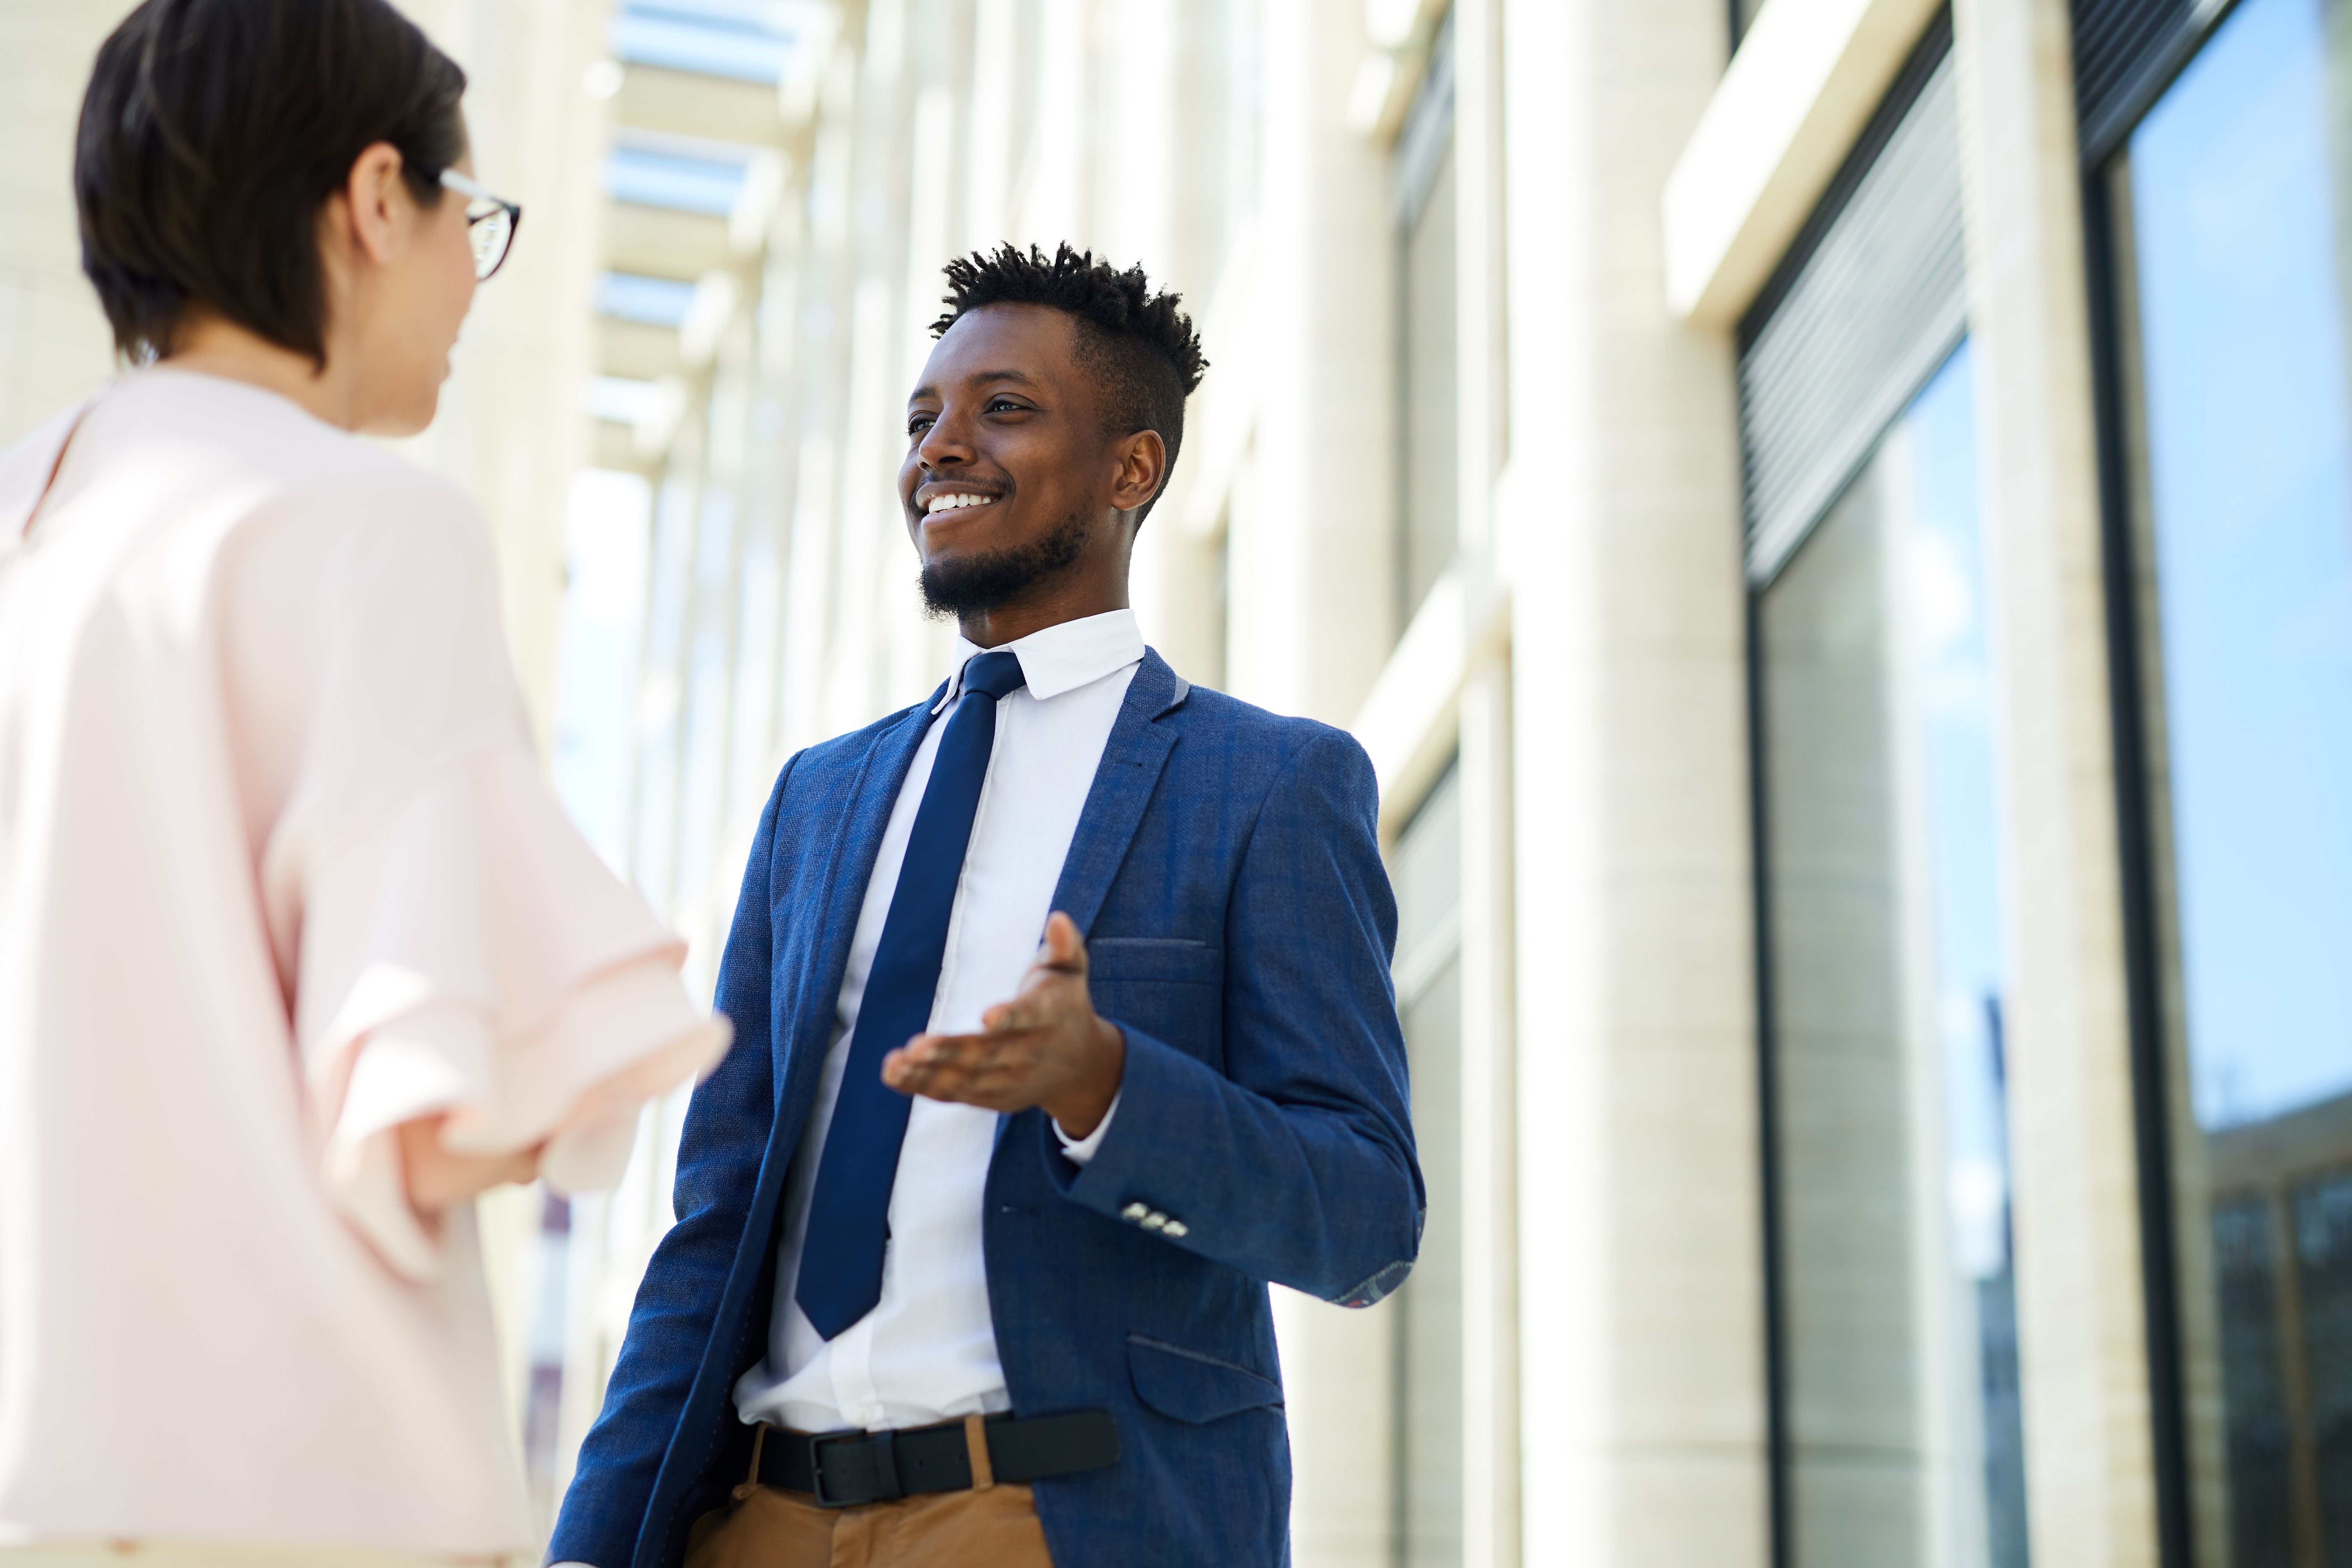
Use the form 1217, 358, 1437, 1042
795, 649, 1029, 1340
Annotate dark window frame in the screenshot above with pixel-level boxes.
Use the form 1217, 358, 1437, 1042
1744, 594, 1793, 1568
2081, 163, 2194, 1568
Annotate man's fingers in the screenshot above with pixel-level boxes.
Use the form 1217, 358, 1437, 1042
882, 1037, 1030, 1109
882, 1035, 951, 1088
985, 998, 1045, 1032
1039, 911, 1087, 974
900, 1029, 1009, 1060
887, 1031, 1031, 1085
884, 1044, 961, 1098
892, 1035, 957, 1070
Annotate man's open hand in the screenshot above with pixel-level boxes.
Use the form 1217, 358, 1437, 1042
881, 911, 1126, 1137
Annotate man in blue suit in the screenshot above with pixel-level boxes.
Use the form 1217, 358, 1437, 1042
551, 244, 1422, 1568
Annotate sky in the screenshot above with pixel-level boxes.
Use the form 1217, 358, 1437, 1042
2131, 0, 2352, 1130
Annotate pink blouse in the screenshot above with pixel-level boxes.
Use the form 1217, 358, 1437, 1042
0, 369, 728, 1554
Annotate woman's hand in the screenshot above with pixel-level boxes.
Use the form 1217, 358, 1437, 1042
397, 1115, 543, 1214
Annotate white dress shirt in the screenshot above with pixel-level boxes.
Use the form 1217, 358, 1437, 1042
732, 608, 1144, 1435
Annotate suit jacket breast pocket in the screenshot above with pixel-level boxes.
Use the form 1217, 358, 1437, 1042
1086, 938, 1221, 1058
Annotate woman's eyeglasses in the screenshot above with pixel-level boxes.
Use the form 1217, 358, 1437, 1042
438, 169, 523, 281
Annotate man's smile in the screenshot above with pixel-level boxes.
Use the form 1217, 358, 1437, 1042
915, 478, 1009, 517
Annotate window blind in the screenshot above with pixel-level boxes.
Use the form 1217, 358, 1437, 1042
1737, 12, 1964, 585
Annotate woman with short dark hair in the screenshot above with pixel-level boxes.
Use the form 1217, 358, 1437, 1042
0, 0, 728, 1559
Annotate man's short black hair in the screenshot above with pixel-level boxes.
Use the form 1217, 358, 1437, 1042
930, 243, 1208, 523
77, 0, 468, 365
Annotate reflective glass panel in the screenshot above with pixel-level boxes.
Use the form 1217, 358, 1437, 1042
2117, 0, 2352, 1556
1759, 342, 2029, 1568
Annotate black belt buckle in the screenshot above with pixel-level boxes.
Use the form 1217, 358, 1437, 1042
804, 1429, 894, 1514
809, 1428, 898, 1509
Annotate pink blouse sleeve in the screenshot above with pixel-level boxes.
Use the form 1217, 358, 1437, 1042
259, 475, 729, 1281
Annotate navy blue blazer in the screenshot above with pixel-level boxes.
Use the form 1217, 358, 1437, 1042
549, 650, 1423, 1568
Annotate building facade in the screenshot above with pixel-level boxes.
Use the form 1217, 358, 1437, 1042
5, 0, 2350, 1564
562, 0, 2352, 1564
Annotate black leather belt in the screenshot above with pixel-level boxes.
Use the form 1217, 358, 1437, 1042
756, 1411, 1121, 1508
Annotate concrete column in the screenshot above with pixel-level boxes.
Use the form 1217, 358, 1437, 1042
1225, 0, 1394, 729
1236, 4, 1399, 1564
777, 47, 860, 759
1497, 0, 1768, 1564
0, 0, 132, 446
1951, 0, 2163, 1562
1458, 652, 1521, 1568
394, 0, 611, 739
1118, 0, 1236, 693
1012, 0, 1091, 248
1446, 2, 1521, 1562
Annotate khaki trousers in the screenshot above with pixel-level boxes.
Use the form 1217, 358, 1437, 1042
684, 1418, 1055, 1568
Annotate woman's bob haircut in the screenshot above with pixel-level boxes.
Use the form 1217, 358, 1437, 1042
76, 0, 468, 365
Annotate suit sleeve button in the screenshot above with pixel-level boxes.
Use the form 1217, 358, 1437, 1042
1162, 1220, 1189, 1238
1121, 1202, 1149, 1222
1141, 1212, 1168, 1231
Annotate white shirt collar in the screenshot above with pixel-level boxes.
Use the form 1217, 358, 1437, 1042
933, 608, 1146, 713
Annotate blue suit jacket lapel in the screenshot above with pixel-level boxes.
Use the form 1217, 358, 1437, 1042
1051, 648, 1189, 937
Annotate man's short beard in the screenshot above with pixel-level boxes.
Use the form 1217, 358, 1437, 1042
918, 509, 1091, 618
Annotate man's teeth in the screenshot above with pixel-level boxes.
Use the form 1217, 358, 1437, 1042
926, 493, 996, 514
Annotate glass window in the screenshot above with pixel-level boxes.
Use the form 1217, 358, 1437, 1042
1757, 342, 2030, 1568
2110, 0, 2352, 1555
1389, 761, 1462, 1567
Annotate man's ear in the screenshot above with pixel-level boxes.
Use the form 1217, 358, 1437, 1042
1111, 429, 1167, 515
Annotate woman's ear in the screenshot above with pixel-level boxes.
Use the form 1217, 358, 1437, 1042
332, 141, 412, 270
